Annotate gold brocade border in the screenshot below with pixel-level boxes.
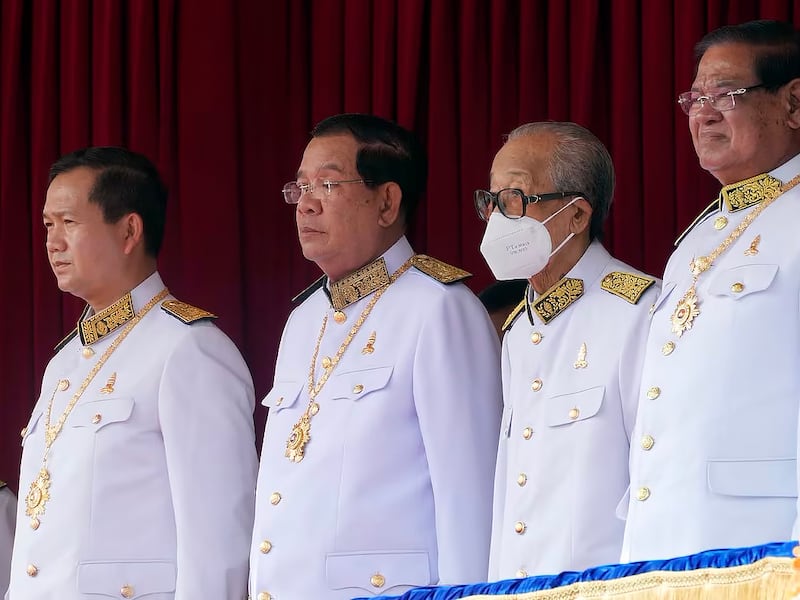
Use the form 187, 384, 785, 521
463, 557, 793, 600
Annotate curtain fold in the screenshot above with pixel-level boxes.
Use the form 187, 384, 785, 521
1, 0, 798, 487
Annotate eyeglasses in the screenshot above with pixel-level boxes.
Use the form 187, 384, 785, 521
282, 178, 373, 204
474, 188, 584, 222
677, 84, 765, 116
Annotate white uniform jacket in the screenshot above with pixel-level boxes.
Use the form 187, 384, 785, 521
0, 484, 15, 597
622, 154, 800, 562
489, 241, 659, 579
250, 236, 502, 600
7, 272, 258, 599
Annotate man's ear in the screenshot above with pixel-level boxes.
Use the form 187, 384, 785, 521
120, 213, 145, 255
377, 182, 403, 228
786, 78, 800, 129
569, 197, 593, 236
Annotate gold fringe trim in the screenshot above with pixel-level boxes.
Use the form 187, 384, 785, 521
465, 556, 794, 600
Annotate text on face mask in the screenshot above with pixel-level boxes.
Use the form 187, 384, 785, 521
506, 241, 531, 255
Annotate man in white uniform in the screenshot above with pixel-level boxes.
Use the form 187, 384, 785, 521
623, 20, 800, 562
250, 113, 502, 599
0, 482, 14, 596
7, 147, 258, 599
480, 122, 659, 578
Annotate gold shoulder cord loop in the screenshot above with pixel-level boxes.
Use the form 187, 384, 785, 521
285, 257, 415, 463
24, 288, 169, 530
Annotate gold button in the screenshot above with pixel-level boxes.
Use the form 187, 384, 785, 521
370, 573, 386, 588
353, 384, 364, 394
517, 473, 527, 487
58, 379, 70, 391
82, 347, 95, 358
321, 356, 332, 369
309, 402, 320, 416
120, 584, 134, 598
259, 540, 272, 554
275, 396, 283, 406
30, 517, 40, 530
714, 216, 728, 230
26, 564, 38, 577
568, 407, 580, 420
646, 386, 661, 400
514, 521, 526, 534
333, 310, 347, 324
637, 486, 651, 501
269, 492, 282, 505
522, 427, 533, 440
20, 426, 27, 438
641, 435, 655, 450
531, 378, 543, 392
91, 414, 102, 425
257, 592, 272, 600
516, 569, 528, 578
662, 341, 675, 356
530, 332, 542, 344
731, 282, 744, 293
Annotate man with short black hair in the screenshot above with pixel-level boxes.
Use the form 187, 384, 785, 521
250, 113, 501, 599
623, 19, 800, 562
7, 147, 257, 599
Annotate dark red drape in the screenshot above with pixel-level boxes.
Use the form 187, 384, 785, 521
2, 0, 798, 490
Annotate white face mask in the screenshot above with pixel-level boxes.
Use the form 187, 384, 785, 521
479, 198, 578, 280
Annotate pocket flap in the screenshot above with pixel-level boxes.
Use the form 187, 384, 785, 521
707, 264, 778, 299
707, 458, 796, 497
326, 550, 430, 592
546, 386, 605, 427
21, 411, 43, 446
261, 380, 303, 411
77, 560, 176, 597
71, 397, 134, 432
326, 366, 393, 401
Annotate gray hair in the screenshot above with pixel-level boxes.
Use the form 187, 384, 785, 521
506, 121, 614, 240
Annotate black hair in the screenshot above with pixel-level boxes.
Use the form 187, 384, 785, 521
478, 279, 528, 313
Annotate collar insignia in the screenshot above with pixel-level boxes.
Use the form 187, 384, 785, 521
79, 293, 135, 346
720, 173, 782, 213
600, 271, 655, 305
329, 257, 391, 310
530, 277, 584, 325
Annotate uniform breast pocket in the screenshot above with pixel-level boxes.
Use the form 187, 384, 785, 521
707, 458, 796, 497
261, 380, 303, 412
326, 365, 394, 402
707, 263, 778, 300
326, 550, 431, 595
70, 397, 134, 433
77, 559, 176, 598
546, 386, 605, 427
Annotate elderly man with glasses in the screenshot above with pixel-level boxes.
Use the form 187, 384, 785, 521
249, 113, 501, 600
622, 19, 800, 563
478, 121, 659, 579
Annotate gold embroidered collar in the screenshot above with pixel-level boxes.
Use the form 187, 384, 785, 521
719, 172, 782, 213
79, 292, 135, 345
328, 257, 391, 310
526, 277, 584, 325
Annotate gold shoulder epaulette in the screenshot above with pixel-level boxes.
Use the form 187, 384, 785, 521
502, 299, 526, 332
411, 255, 471, 284
160, 299, 217, 324
674, 199, 718, 247
600, 271, 656, 305
292, 275, 326, 304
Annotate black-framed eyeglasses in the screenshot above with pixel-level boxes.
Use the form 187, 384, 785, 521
282, 178, 374, 204
474, 188, 584, 222
677, 84, 765, 116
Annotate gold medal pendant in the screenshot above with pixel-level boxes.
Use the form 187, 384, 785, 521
25, 467, 51, 525
285, 414, 311, 463
671, 288, 700, 337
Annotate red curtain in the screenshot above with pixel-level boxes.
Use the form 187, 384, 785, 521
2, 0, 798, 490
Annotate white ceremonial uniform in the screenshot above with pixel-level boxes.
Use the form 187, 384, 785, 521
250, 236, 502, 600
7, 272, 258, 600
489, 241, 660, 579
622, 153, 800, 562
0, 484, 15, 597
